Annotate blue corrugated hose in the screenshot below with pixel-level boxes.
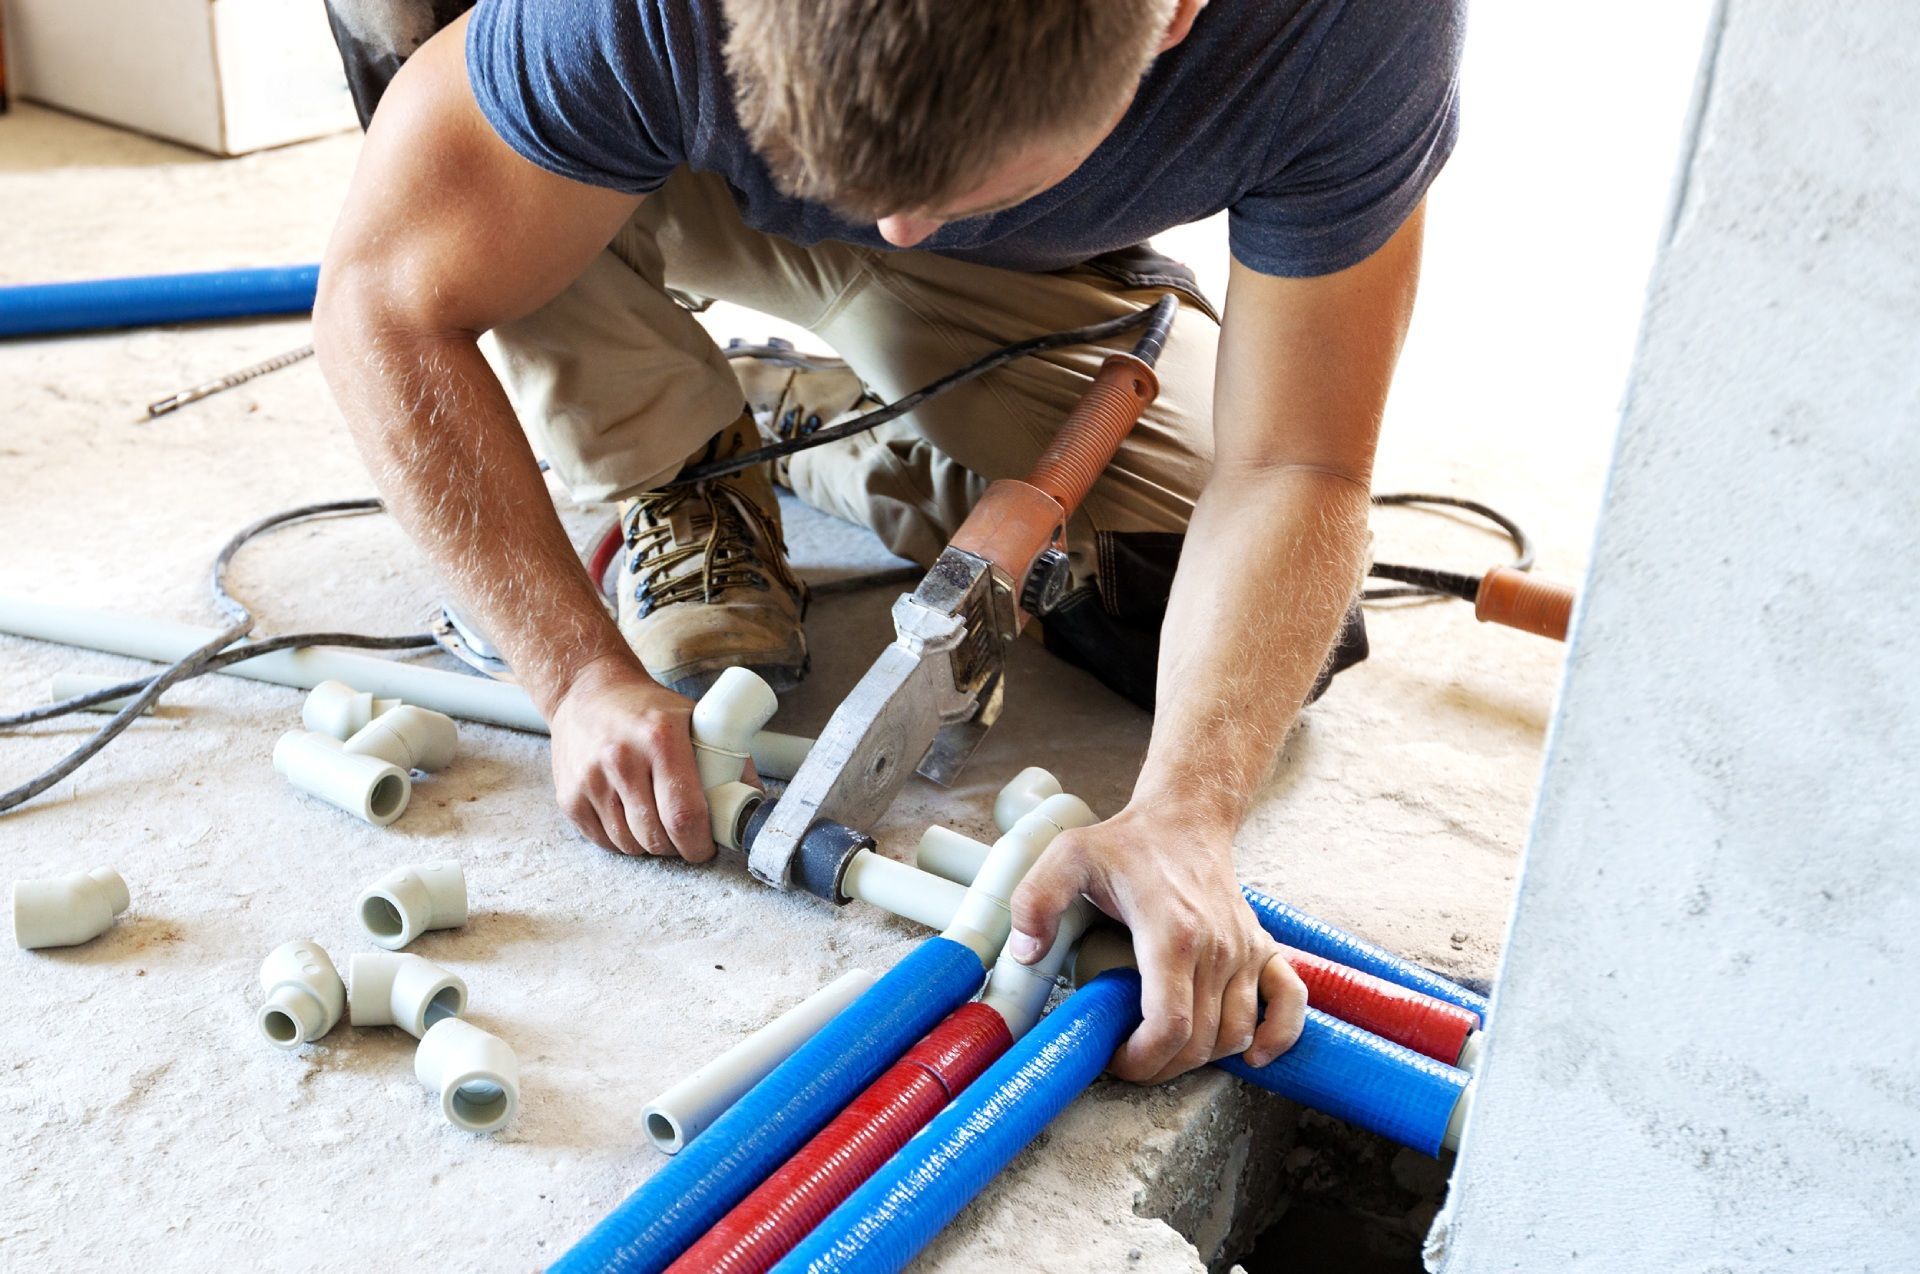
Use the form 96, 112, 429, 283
0, 265, 320, 337
774, 969, 1143, 1274
1241, 886, 1489, 1022
781, 968, 1471, 1272
552, 936, 988, 1274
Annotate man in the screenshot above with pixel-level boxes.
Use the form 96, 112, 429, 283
314, 0, 1463, 1084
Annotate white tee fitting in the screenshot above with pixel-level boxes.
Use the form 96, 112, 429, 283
50, 673, 151, 715
994, 766, 1064, 834
981, 898, 1094, 1038
303, 679, 400, 740
690, 667, 780, 790
257, 940, 346, 1049
839, 850, 971, 931
916, 825, 992, 886
349, 952, 469, 1038
343, 705, 458, 773
273, 730, 411, 827
942, 792, 1096, 964
416, 1017, 519, 1134
643, 968, 876, 1154
356, 861, 468, 950
12, 867, 130, 949
705, 781, 764, 851
749, 730, 813, 781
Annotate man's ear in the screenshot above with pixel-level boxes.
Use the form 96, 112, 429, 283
1156, 0, 1208, 54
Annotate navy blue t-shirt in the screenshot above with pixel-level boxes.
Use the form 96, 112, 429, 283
466, 0, 1462, 278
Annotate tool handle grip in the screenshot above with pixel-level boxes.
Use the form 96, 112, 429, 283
1475, 566, 1575, 641
1025, 354, 1159, 521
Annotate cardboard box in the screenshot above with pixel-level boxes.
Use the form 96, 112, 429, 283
8, 0, 356, 155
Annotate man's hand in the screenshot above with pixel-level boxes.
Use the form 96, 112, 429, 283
546, 654, 716, 862
1009, 805, 1307, 1081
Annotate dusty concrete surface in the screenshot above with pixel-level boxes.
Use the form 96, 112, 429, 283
0, 8, 1694, 1263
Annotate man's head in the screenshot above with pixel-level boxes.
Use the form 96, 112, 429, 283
724, 0, 1201, 247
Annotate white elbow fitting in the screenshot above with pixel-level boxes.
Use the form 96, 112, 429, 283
12, 866, 130, 949
705, 781, 764, 851
349, 952, 468, 1037
274, 730, 411, 827
690, 667, 780, 789
994, 766, 1064, 833
981, 899, 1094, 1038
916, 825, 992, 886
303, 679, 400, 740
50, 673, 151, 715
356, 861, 468, 950
943, 792, 1096, 964
343, 705, 458, 772
748, 730, 813, 781
416, 1018, 518, 1134
257, 941, 346, 1049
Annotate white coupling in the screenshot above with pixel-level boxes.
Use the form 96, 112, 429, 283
343, 705, 458, 773
349, 952, 468, 1038
356, 861, 468, 950
303, 679, 401, 740
49, 672, 151, 715
690, 667, 780, 790
257, 940, 346, 1049
416, 1017, 518, 1134
994, 766, 1064, 834
273, 730, 411, 827
705, 780, 764, 851
12, 866, 130, 949
942, 792, 1096, 964
981, 899, 1095, 1038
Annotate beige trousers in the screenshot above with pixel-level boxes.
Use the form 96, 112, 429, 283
491, 170, 1218, 575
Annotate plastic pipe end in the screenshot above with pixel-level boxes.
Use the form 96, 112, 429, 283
87, 867, 131, 917
642, 1105, 686, 1154
417, 1018, 519, 1134
259, 984, 329, 1049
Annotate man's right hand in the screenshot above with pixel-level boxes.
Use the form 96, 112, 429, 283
546, 654, 716, 862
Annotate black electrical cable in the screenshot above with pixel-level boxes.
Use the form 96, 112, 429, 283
1365, 493, 1535, 602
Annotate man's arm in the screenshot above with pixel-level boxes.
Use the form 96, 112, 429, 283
313, 15, 715, 862
1010, 205, 1426, 1081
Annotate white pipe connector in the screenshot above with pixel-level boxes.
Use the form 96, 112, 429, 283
690, 667, 780, 790
839, 850, 971, 932
705, 781, 764, 851
994, 766, 1064, 834
257, 941, 346, 1049
303, 679, 401, 740
643, 969, 876, 1154
12, 866, 130, 949
415, 1018, 518, 1134
942, 792, 1096, 964
50, 672, 151, 715
749, 730, 814, 781
273, 730, 411, 827
981, 898, 1094, 1038
349, 952, 468, 1038
356, 861, 468, 950
343, 705, 458, 773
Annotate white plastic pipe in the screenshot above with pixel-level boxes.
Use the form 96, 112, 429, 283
416, 1017, 519, 1134
356, 861, 467, 949
273, 730, 411, 826
0, 595, 548, 732
642, 968, 876, 1154
942, 793, 1096, 964
994, 766, 1064, 834
690, 667, 780, 790
839, 851, 972, 932
980, 899, 1094, 1038
11, 866, 130, 949
748, 730, 813, 781
348, 952, 468, 1038
257, 941, 346, 1049
49, 673, 152, 715
915, 824, 992, 886
345, 705, 459, 772
303, 680, 401, 739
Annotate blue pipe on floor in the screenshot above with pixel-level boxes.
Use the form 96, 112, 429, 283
551, 935, 988, 1274
1242, 886, 1489, 1023
0, 265, 320, 337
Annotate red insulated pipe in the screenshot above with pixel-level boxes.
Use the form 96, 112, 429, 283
1283, 947, 1476, 1064
670, 1002, 1014, 1274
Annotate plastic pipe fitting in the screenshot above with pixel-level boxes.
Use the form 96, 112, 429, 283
257, 941, 346, 1049
12, 867, 130, 949
49, 672, 152, 715
980, 899, 1094, 1038
343, 705, 458, 773
348, 952, 469, 1038
356, 861, 467, 950
644, 969, 877, 1155
993, 766, 1064, 834
273, 730, 411, 826
706, 781, 765, 852
303, 679, 401, 740
942, 793, 1096, 964
691, 667, 781, 791
416, 1017, 519, 1134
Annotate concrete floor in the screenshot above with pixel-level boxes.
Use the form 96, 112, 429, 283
0, 8, 1705, 1268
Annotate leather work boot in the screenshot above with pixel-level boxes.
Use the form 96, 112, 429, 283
617, 414, 810, 697
725, 338, 883, 486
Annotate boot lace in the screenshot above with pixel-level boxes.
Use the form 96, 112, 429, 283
623, 479, 807, 618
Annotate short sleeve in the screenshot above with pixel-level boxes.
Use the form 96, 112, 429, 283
1229, 0, 1464, 277
466, 0, 682, 193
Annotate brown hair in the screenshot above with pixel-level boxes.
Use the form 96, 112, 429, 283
724, 0, 1174, 219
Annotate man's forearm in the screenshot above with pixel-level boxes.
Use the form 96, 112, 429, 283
1133, 466, 1373, 829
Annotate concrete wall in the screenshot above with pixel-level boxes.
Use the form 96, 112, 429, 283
1434, 2, 1920, 1270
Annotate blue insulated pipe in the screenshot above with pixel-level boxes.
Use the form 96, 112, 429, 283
552, 936, 988, 1274
1241, 886, 1489, 1023
0, 265, 320, 337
